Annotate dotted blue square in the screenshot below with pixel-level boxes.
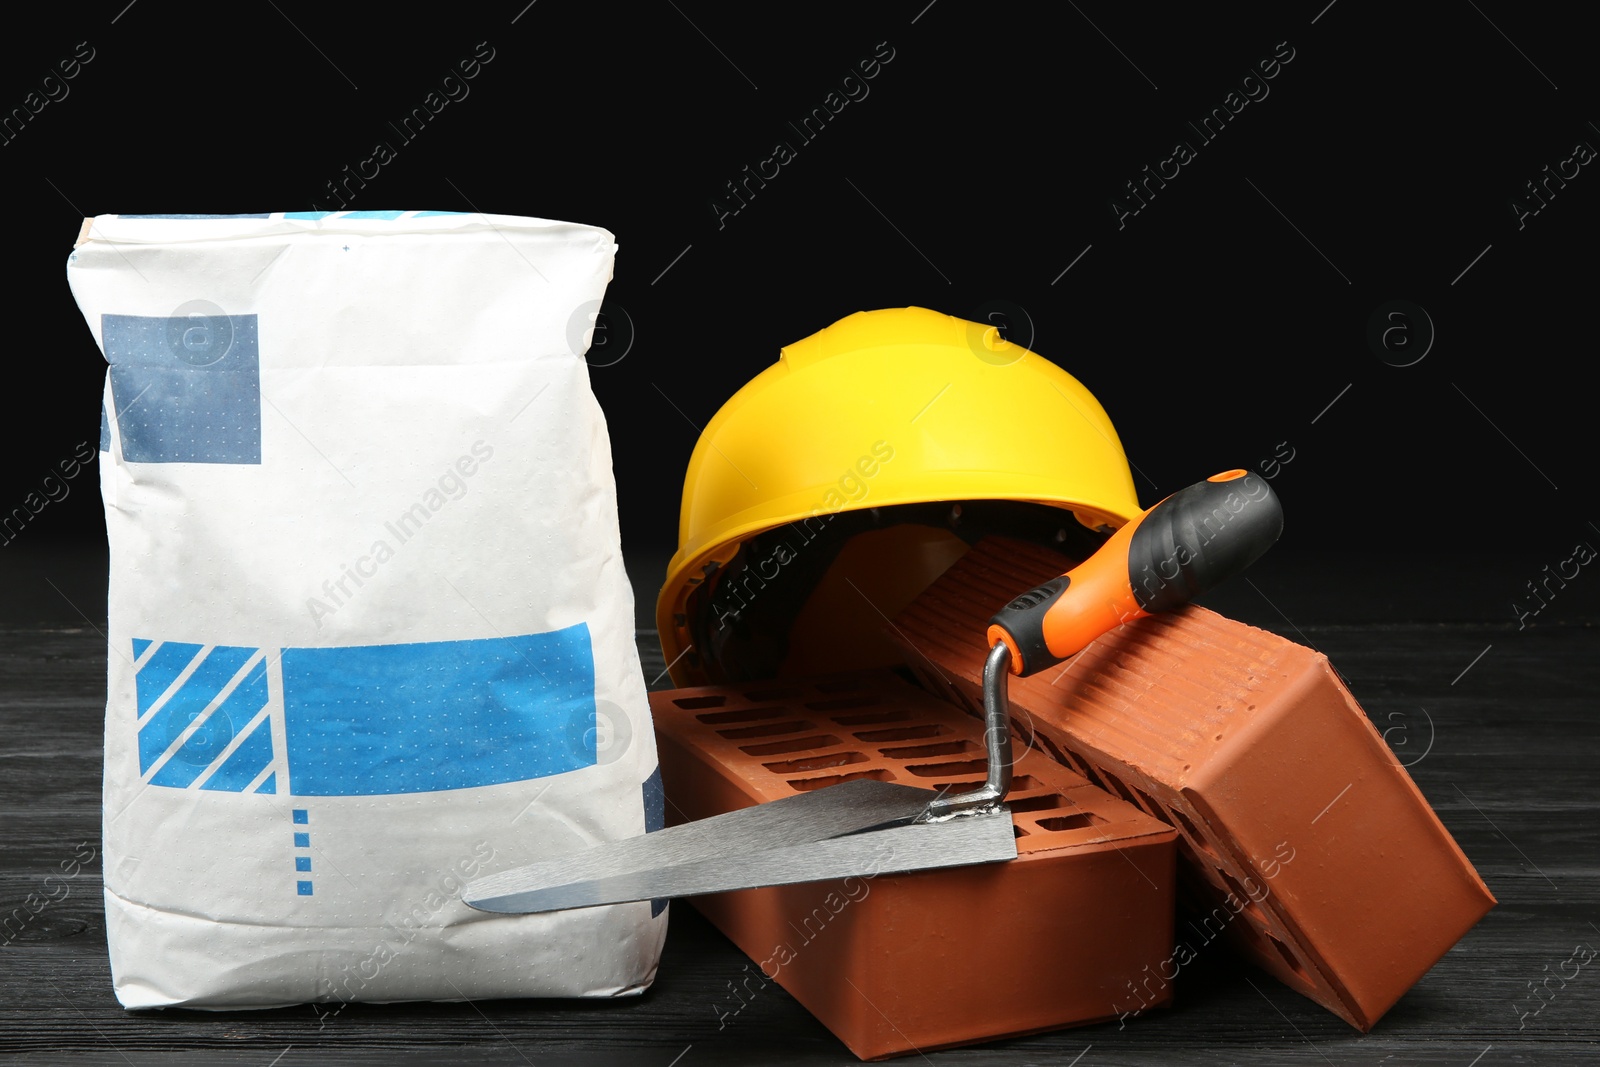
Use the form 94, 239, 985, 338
292, 809, 309, 824
297, 881, 314, 896
102, 312, 262, 464
295, 856, 312, 872
293, 832, 310, 848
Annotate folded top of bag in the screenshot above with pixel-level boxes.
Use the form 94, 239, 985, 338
70, 210, 618, 372
74, 210, 616, 248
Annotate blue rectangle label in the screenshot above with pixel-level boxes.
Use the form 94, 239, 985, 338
102, 311, 261, 464
279, 624, 596, 796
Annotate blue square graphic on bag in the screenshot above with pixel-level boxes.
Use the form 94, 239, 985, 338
102, 310, 261, 464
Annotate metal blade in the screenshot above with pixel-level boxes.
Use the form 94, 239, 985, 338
465, 778, 944, 912
466, 808, 1017, 913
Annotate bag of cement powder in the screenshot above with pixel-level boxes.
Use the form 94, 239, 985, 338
67, 211, 665, 1009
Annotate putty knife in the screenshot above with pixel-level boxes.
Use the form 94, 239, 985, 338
463, 469, 1282, 914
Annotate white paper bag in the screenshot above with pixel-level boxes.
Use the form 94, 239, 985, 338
67, 211, 666, 1010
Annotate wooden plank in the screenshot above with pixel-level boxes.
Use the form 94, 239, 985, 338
0, 624, 1595, 1064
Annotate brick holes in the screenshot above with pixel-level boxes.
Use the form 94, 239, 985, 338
787, 769, 895, 792
904, 758, 988, 778
743, 687, 801, 701
853, 724, 945, 742
1166, 805, 1221, 860
1037, 812, 1108, 833
697, 706, 787, 724
717, 720, 813, 739
1035, 734, 1085, 775
1214, 864, 1267, 923
763, 751, 870, 775
1077, 761, 1113, 793
738, 734, 842, 756
877, 740, 976, 760
805, 695, 882, 711
1096, 769, 1142, 807
831, 708, 914, 726
1268, 932, 1310, 979
674, 695, 726, 710
934, 774, 1041, 793
1005, 793, 1070, 814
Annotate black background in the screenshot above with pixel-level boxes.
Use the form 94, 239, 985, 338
4, 1, 1594, 578
2, 3, 1598, 1064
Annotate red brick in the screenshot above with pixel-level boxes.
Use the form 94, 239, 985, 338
890, 536, 1496, 1030
651, 669, 1177, 1060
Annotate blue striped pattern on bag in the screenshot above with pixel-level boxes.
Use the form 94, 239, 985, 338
131, 626, 599, 797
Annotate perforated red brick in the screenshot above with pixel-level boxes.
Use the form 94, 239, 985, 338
890, 536, 1495, 1031
650, 670, 1177, 1060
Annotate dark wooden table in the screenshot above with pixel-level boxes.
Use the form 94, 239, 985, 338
3, 548, 1596, 1065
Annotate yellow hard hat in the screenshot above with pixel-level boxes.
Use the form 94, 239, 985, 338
656, 306, 1142, 686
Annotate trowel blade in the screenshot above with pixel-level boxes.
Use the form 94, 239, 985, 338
463, 778, 1017, 914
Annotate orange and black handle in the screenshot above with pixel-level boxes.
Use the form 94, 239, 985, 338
987, 469, 1283, 677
